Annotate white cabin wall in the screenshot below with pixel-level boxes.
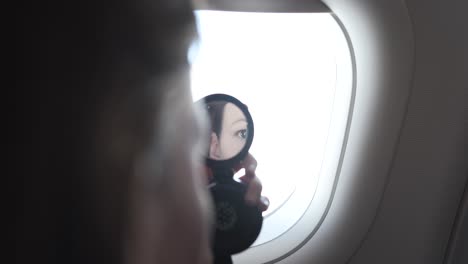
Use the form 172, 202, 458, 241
348, 0, 468, 263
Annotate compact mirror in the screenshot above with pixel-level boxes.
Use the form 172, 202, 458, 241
207, 101, 248, 160
198, 94, 254, 168
195, 94, 262, 257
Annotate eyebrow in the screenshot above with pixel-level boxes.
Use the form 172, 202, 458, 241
231, 118, 247, 125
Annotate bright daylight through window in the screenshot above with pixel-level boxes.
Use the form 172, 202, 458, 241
190, 10, 352, 245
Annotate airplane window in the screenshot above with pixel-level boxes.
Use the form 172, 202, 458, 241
190, 10, 352, 249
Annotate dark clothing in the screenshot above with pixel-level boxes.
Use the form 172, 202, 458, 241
214, 254, 233, 264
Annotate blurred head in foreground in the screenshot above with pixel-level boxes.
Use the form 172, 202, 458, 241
17, 0, 213, 263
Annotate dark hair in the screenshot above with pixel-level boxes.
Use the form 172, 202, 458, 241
207, 101, 228, 138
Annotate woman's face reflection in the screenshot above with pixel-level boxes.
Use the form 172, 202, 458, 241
209, 102, 248, 160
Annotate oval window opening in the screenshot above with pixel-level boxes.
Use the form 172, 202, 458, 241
190, 10, 353, 248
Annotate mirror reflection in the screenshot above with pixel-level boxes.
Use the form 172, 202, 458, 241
206, 101, 248, 160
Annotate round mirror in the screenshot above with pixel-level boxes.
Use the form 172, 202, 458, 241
197, 94, 254, 168
207, 101, 249, 160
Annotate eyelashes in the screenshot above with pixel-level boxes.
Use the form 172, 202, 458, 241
235, 129, 248, 139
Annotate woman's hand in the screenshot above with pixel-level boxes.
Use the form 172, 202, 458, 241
204, 152, 269, 212
233, 153, 269, 212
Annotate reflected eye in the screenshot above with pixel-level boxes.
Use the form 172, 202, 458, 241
236, 129, 248, 139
